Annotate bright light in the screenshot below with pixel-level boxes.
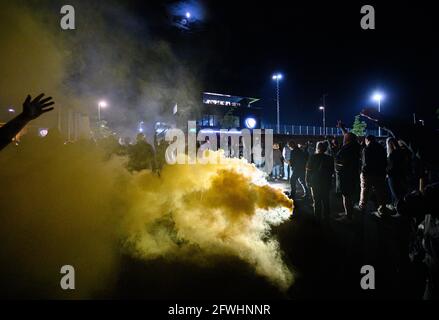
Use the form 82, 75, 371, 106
272, 74, 283, 80
186, 12, 191, 18
319, 106, 325, 110
98, 101, 108, 108
39, 129, 49, 137
245, 117, 257, 129
8, 108, 15, 113
372, 92, 384, 102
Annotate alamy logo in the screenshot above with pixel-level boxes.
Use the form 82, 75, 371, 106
60, 5, 76, 30
360, 5, 375, 30
360, 265, 375, 290
60, 265, 76, 290
165, 122, 274, 174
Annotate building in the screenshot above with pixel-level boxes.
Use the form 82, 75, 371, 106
0, 107, 92, 142
197, 92, 262, 131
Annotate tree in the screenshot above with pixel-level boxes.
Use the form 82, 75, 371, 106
351, 115, 367, 137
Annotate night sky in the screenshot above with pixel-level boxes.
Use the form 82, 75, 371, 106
126, 0, 439, 128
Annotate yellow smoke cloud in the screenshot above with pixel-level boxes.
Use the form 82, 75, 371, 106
0, 2, 65, 107
0, 1, 294, 298
0, 136, 294, 298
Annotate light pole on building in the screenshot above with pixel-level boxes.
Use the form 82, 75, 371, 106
272, 73, 283, 134
98, 100, 108, 121
372, 92, 384, 137
319, 106, 326, 136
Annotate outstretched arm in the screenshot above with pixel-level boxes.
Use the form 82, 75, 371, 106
336, 120, 348, 135
360, 107, 439, 170
0, 94, 55, 151
360, 108, 404, 140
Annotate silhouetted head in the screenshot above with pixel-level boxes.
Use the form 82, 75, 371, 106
386, 137, 399, 156
287, 140, 297, 149
365, 135, 376, 146
123, 137, 132, 145
343, 132, 357, 146
136, 133, 146, 143
316, 141, 328, 154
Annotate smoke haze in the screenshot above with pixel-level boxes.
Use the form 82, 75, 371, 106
0, 136, 293, 298
0, 0, 201, 135
0, 0, 294, 299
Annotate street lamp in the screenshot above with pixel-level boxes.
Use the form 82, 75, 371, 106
319, 106, 326, 136
98, 100, 108, 121
272, 73, 283, 134
245, 117, 257, 129
372, 92, 384, 137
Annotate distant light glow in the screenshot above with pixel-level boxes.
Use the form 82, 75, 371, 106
372, 92, 384, 102
8, 108, 16, 113
272, 74, 283, 80
245, 117, 257, 129
39, 129, 49, 137
168, 1, 206, 30
98, 100, 108, 108
138, 121, 144, 133
319, 106, 325, 110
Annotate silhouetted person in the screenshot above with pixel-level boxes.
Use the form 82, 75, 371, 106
306, 141, 334, 222
271, 143, 282, 180
359, 135, 388, 215
0, 94, 55, 151
387, 137, 409, 207
361, 109, 439, 299
282, 143, 292, 180
288, 140, 309, 199
397, 183, 439, 299
155, 139, 170, 173
335, 121, 361, 220
127, 133, 156, 172
361, 108, 439, 173
328, 136, 340, 157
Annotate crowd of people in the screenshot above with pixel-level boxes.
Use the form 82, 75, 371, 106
271, 120, 432, 220
1, 95, 438, 299
270, 111, 439, 299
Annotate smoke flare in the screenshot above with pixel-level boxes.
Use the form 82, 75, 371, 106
0, 136, 294, 298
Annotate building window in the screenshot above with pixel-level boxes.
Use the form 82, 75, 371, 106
198, 115, 219, 127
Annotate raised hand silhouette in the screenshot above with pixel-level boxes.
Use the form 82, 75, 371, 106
336, 120, 348, 135
0, 93, 55, 150
22, 94, 55, 121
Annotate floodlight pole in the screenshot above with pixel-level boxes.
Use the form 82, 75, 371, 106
276, 78, 280, 134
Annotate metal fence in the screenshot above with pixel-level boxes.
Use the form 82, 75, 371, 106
260, 123, 380, 137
